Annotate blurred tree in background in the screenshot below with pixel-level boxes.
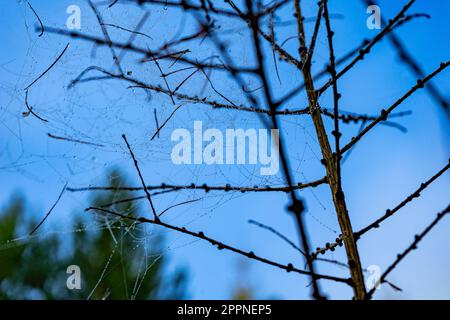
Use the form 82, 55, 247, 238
0, 169, 188, 299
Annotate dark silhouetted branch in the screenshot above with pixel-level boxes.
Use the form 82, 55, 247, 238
294, 0, 366, 299
86, 206, 351, 285
67, 177, 327, 193
341, 61, 450, 155
367, 204, 450, 299
356, 160, 450, 238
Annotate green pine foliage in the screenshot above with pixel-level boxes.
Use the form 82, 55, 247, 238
0, 169, 188, 300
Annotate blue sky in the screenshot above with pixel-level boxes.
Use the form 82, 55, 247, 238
0, 0, 449, 299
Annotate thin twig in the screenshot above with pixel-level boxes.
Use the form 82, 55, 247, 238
23, 89, 48, 122
249, 219, 306, 257
153, 109, 160, 139
47, 133, 105, 147
27, 1, 44, 37
29, 183, 68, 235
150, 104, 183, 140
25, 43, 69, 90
122, 134, 159, 221
108, 0, 119, 8
101, 23, 153, 40
367, 204, 450, 299
98, 189, 174, 208
158, 198, 201, 217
